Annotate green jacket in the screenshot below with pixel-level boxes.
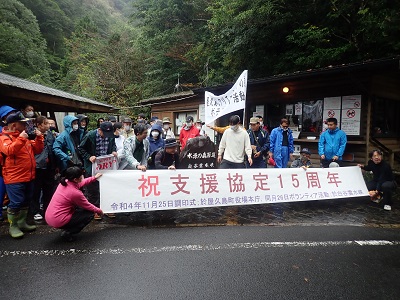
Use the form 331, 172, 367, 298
78, 129, 116, 176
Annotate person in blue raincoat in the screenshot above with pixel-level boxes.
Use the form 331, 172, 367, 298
147, 123, 165, 154
318, 117, 347, 168
53, 115, 84, 174
269, 118, 294, 168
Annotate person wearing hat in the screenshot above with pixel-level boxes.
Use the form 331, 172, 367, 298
195, 119, 206, 136
162, 117, 175, 140
78, 122, 117, 219
121, 117, 134, 138
0, 105, 18, 221
291, 148, 313, 169
0, 112, 44, 238
154, 138, 180, 170
53, 115, 85, 174
247, 117, 269, 168
179, 115, 200, 150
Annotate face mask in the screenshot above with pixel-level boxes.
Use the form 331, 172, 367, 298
151, 131, 159, 138
186, 122, 193, 128
196, 126, 202, 130
72, 124, 79, 131
50, 126, 57, 132
26, 111, 34, 118
230, 125, 238, 131
163, 125, 169, 130
124, 125, 131, 131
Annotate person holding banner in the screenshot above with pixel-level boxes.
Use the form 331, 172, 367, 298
247, 117, 269, 168
120, 123, 150, 171
154, 138, 180, 169
78, 122, 117, 219
45, 166, 103, 242
358, 149, 397, 211
218, 115, 252, 169
269, 118, 294, 168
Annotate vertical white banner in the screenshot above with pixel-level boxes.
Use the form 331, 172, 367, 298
205, 70, 248, 125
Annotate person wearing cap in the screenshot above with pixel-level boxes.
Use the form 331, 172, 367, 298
107, 116, 117, 124
269, 118, 294, 168
318, 117, 347, 168
179, 115, 200, 150
78, 121, 117, 202
121, 123, 150, 171
247, 117, 269, 168
76, 114, 89, 136
195, 119, 206, 136
0, 112, 44, 238
154, 138, 180, 169
121, 117, 134, 138
0, 105, 18, 221
53, 115, 84, 174
162, 117, 175, 140
218, 115, 252, 169
291, 148, 313, 169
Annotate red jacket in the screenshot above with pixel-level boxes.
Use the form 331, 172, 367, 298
0, 128, 44, 184
179, 126, 200, 150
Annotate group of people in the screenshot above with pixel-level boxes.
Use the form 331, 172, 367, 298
0, 106, 397, 240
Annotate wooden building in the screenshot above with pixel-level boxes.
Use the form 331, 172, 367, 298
0, 72, 117, 127
141, 57, 400, 170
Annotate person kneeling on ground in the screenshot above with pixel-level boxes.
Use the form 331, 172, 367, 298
291, 148, 312, 170
45, 167, 103, 241
358, 149, 397, 211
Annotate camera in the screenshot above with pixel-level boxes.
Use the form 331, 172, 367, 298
25, 121, 37, 140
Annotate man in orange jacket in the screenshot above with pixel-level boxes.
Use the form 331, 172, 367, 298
0, 112, 44, 238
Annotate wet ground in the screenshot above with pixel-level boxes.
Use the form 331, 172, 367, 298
1, 195, 400, 237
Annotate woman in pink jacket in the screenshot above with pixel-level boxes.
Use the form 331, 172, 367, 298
45, 166, 103, 241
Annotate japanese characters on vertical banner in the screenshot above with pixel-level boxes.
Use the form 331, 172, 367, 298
91, 154, 118, 176
99, 167, 368, 213
205, 70, 248, 125
341, 95, 361, 135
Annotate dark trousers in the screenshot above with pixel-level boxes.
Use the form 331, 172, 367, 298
5, 181, 34, 211
246, 158, 266, 168
367, 180, 397, 206
30, 168, 56, 215
219, 159, 245, 169
85, 179, 100, 207
61, 207, 94, 234
320, 159, 342, 168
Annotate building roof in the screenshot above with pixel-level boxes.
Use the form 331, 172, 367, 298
140, 57, 400, 105
0, 72, 118, 113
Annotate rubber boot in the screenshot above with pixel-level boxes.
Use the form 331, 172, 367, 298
7, 212, 24, 238
17, 209, 36, 232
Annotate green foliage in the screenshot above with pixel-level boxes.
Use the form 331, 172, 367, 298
0, 0, 52, 82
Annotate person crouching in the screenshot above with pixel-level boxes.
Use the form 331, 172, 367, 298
45, 167, 103, 241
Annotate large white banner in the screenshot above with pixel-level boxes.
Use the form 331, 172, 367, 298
205, 70, 248, 125
99, 167, 368, 213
